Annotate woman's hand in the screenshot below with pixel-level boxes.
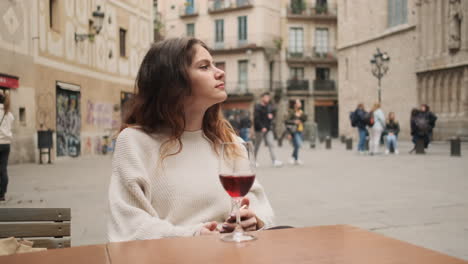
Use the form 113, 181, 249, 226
221, 197, 264, 233
199, 221, 220, 235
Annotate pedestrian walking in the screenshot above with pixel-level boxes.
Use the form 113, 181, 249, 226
384, 112, 400, 154
107, 37, 274, 242
0, 92, 14, 202
369, 103, 385, 155
349, 103, 368, 154
286, 99, 307, 165
254, 92, 283, 167
239, 110, 252, 142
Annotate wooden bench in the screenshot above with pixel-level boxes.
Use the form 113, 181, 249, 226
0, 208, 71, 249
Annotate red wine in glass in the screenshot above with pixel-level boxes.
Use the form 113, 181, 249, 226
219, 174, 255, 198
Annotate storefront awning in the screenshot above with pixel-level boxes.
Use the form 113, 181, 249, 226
0, 73, 19, 89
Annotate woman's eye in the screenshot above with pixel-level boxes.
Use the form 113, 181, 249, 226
200, 65, 209, 70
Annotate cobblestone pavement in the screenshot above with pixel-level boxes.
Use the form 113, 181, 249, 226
1, 140, 467, 260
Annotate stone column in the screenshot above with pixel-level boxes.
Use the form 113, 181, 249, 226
462, 67, 468, 117
430, 74, 438, 111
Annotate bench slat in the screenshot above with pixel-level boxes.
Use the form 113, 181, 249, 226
28, 238, 71, 249
0, 208, 71, 221
0, 223, 71, 237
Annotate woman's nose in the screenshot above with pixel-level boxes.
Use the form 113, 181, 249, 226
215, 68, 225, 80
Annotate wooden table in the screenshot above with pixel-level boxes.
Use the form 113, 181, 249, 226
2, 225, 467, 264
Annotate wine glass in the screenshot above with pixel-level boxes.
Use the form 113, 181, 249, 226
218, 141, 257, 242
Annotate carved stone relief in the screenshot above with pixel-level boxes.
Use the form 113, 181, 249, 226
0, 0, 28, 55
448, 0, 463, 51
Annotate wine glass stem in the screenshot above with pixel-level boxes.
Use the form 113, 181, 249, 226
235, 197, 242, 233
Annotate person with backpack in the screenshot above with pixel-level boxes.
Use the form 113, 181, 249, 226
410, 104, 437, 152
350, 103, 368, 154
420, 104, 437, 141
384, 112, 400, 154
368, 103, 385, 155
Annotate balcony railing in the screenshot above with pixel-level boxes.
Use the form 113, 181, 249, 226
179, 3, 199, 17
285, 46, 337, 63
313, 80, 336, 91
208, 0, 254, 13
287, 79, 309, 91
286, 3, 337, 20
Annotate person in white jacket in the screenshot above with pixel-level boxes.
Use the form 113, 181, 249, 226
0, 92, 14, 201
107, 38, 274, 242
369, 103, 385, 155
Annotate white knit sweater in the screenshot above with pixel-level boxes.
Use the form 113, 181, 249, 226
107, 127, 274, 242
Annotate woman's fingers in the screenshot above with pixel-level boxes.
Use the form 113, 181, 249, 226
200, 221, 219, 235
240, 217, 257, 231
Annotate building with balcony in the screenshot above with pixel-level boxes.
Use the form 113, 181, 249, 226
280, 0, 339, 138
0, 0, 153, 163
159, 0, 339, 138
160, 0, 282, 119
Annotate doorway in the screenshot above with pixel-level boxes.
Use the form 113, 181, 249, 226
56, 82, 81, 157
314, 100, 338, 138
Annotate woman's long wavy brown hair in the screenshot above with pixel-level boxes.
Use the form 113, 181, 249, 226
121, 37, 237, 161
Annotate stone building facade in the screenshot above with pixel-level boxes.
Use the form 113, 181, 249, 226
337, 0, 418, 140
338, 0, 468, 141
159, 0, 339, 139
0, 0, 153, 163
415, 0, 468, 139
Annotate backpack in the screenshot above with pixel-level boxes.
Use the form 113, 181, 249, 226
349, 111, 359, 127
364, 111, 375, 127
415, 115, 430, 135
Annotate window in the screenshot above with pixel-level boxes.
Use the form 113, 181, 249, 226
19, 107, 26, 126
238, 16, 247, 45
238, 60, 248, 92
185, 0, 195, 15
215, 62, 225, 72
215, 19, 224, 47
290, 0, 305, 14
290, 67, 304, 80
316, 68, 330, 80
186, 23, 195, 37
314, 28, 329, 54
388, 0, 407, 27
119, 28, 127, 57
289, 27, 304, 55
49, 0, 60, 31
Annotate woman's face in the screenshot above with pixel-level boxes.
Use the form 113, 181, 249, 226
186, 44, 226, 109
295, 100, 302, 109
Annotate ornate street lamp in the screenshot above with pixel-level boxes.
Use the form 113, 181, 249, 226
75, 6, 105, 42
370, 48, 390, 104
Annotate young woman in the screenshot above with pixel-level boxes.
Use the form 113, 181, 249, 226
0, 92, 14, 201
384, 112, 400, 154
286, 99, 307, 165
369, 103, 385, 155
107, 38, 274, 242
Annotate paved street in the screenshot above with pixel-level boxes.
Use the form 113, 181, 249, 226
1, 139, 467, 260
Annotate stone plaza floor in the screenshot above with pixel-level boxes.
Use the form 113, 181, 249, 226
1, 139, 467, 260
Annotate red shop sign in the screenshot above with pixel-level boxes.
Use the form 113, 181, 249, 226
0, 73, 19, 89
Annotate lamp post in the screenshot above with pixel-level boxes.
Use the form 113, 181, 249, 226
75, 6, 105, 42
370, 48, 390, 104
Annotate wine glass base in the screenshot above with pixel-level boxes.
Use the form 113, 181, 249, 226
221, 232, 257, 243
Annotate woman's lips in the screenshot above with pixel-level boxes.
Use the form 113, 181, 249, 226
215, 83, 225, 89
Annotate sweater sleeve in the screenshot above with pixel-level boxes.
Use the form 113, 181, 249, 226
107, 128, 204, 242
246, 179, 275, 229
